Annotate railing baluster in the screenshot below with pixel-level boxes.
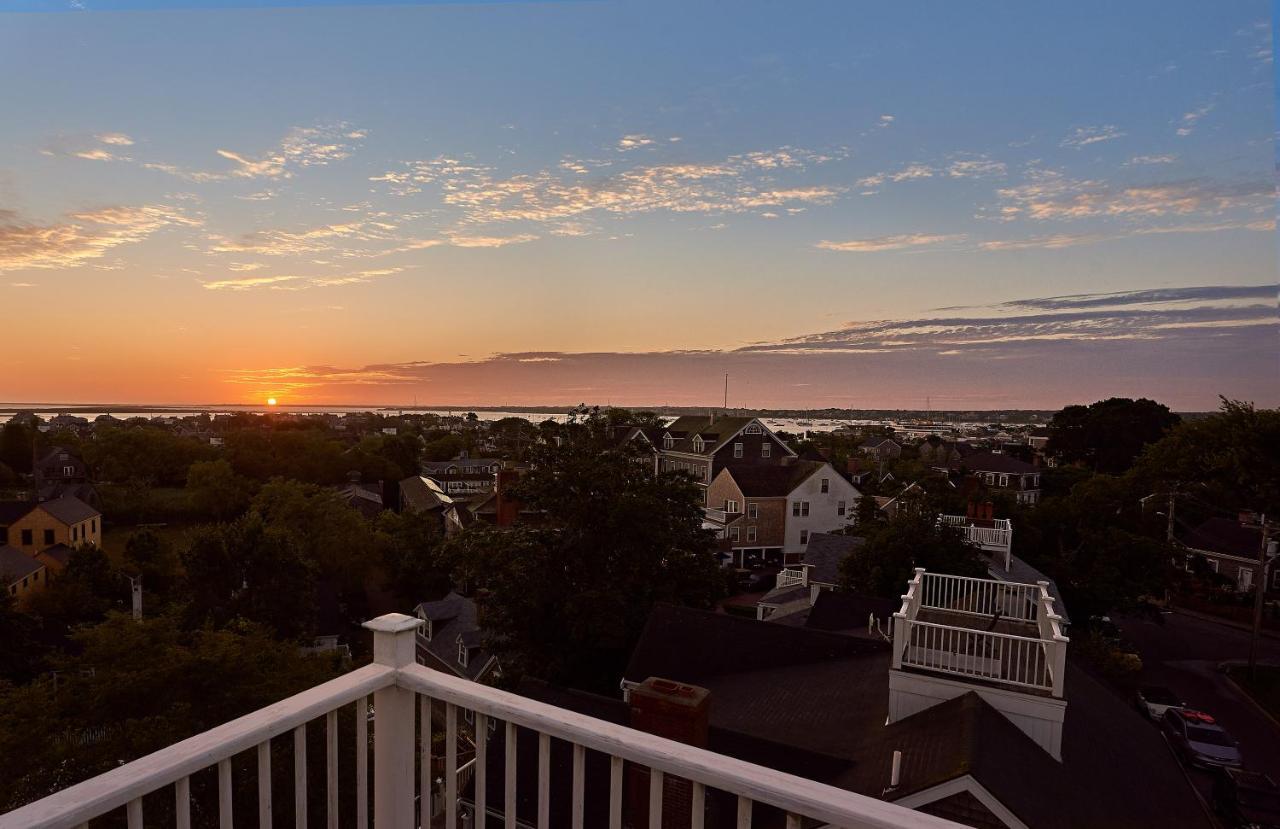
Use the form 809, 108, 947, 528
127, 797, 143, 829
218, 757, 233, 829
504, 721, 517, 829
691, 780, 705, 829
176, 776, 191, 829
537, 732, 550, 829
356, 697, 368, 829
609, 755, 623, 829
737, 794, 752, 828
571, 742, 585, 829
476, 713, 489, 829
648, 769, 664, 829
326, 709, 339, 829
258, 740, 272, 828
446, 703, 458, 828
294, 723, 307, 829
420, 697, 433, 829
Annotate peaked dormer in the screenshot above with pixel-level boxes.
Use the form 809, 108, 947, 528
691, 434, 705, 453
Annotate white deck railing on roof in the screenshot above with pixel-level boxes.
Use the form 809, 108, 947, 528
937, 515, 1013, 569
0, 614, 967, 829
775, 566, 809, 589
893, 569, 1069, 698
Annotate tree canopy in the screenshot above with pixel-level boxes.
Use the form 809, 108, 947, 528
1046, 397, 1180, 475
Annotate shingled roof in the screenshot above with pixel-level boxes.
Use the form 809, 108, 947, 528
0, 545, 42, 583
37, 495, 99, 525
718, 460, 827, 498
1177, 517, 1263, 559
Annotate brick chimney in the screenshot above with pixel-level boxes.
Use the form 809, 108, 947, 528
847, 456, 862, 475
628, 678, 710, 829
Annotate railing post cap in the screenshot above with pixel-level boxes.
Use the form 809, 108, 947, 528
363, 613, 424, 634
913, 567, 927, 575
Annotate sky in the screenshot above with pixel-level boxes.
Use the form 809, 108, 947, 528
0, 0, 1275, 410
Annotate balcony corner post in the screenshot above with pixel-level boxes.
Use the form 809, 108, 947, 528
363, 613, 423, 828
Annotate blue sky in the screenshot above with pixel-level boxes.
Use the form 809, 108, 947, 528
0, 1, 1274, 408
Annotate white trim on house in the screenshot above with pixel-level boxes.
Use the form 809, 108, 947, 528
891, 774, 1029, 829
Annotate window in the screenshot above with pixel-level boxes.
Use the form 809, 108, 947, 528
733, 442, 743, 458
999, 474, 1009, 488
457, 643, 469, 667
663, 435, 674, 449
1239, 568, 1253, 591
746, 526, 757, 542
693, 436, 704, 452
761, 443, 771, 459
821, 478, 829, 493
72, 526, 78, 542
422, 619, 433, 641
747, 503, 758, 519
91, 519, 97, 533
744, 423, 762, 435
799, 530, 809, 545
792, 501, 800, 517
801, 501, 809, 516
63, 465, 75, 477
726, 499, 740, 514
21, 529, 32, 546
1205, 558, 1219, 573
730, 526, 740, 542
837, 500, 846, 516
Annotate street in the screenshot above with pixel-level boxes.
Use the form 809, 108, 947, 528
1114, 610, 1280, 815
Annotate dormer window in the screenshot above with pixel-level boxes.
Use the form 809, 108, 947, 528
422, 618, 433, 641
692, 436, 704, 452
744, 423, 762, 435
457, 642, 469, 667
663, 434, 675, 449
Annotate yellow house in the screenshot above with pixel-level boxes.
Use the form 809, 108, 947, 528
0, 544, 46, 608
1, 496, 102, 557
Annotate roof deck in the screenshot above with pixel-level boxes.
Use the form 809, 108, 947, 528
892, 569, 1069, 698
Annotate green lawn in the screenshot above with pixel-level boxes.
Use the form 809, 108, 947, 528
1227, 665, 1280, 723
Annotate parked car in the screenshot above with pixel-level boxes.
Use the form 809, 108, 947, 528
1161, 709, 1243, 769
1212, 768, 1280, 828
1135, 685, 1185, 721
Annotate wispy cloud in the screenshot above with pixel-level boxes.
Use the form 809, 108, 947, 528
993, 169, 1270, 221
218, 284, 1278, 408
203, 267, 404, 291
1175, 101, 1215, 136
214, 123, 364, 179
0, 205, 200, 272
617, 134, 655, 151
1127, 154, 1177, 165
94, 132, 134, 146
1060, 124, 1125, 148
815, 233, 967, 253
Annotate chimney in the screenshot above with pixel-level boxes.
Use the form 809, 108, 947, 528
847, 456, 862, 475
628, 678, 710, 829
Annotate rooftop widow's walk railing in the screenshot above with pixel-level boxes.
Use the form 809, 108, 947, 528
0, 614, 966, 829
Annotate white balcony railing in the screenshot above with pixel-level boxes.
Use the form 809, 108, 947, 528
775, 567, 809, 590
1, 613, 966, 829
938, 515, 1012, 569
893, 569, 1069, 698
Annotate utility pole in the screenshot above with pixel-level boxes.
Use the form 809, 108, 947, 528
723, 373, 729, 412
1248, 514, 1276, 679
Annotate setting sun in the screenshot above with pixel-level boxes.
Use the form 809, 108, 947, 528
267, 398, 278, 406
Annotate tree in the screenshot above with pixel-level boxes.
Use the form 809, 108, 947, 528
375, 509, 449, 605
181, 516, 318, 639
1133, 399, 1280, 517
0, 422, 33, 475
1046, 398, 1180, 475
246, 479, 373, 595
855, 492, 882, 531
26, 546, 125, 631
123, 529, 180, 598
186, 458, 254, 520
421, 433, 468, 462
0, 614, 342, 815
81, 425, 214, 486
0, 590, 41, 684
447, 408, 723, 692
839, 511, 986, 598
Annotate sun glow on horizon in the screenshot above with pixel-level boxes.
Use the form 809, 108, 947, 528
267, 398, 278, 406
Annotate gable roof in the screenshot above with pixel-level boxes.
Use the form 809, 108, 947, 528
660, 416, 794, 458
413, 591, 496, 681
802, 532, 862, 584
1177, 517, 1263, 559
399, 475, 454, 511
0, 501, 37, 525
37, 495, 99, 525
718, 460, 828, 498
624, 603, 888, 687
0, 545, 42, 583
804, 590, 900, 634
860, 437, 899, 449
952, 452, 1036, 475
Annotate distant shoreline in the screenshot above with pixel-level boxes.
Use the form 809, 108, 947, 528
0, 402, 1214, 420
